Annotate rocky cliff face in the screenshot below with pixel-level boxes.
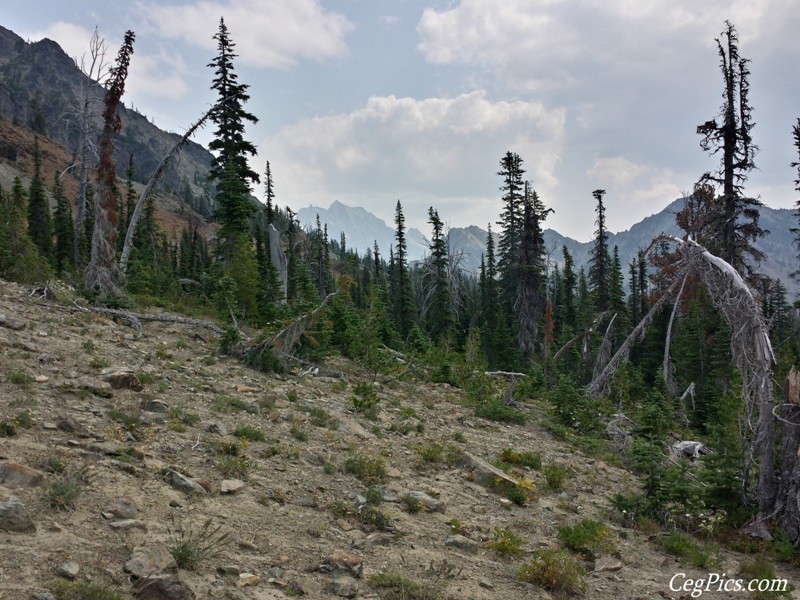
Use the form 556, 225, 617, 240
0, 25, 214, 207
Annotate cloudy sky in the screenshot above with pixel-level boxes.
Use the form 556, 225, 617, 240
6, 0, 800, 241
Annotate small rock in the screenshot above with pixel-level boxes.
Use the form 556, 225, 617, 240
35, 375, 49, 383
300, 449, 324, 466
0, 313, 25, 330
238, 541, 259, 552
217, 565, 241, 576
125, 546, 177, 578
207, 421, 227, 435
296, 493, 318, 507
235, 385, 259, 393
72, 377, 114, 397
444, 535, 479, 553
134, 575, 196, 599
478, 578, 494, 590
386, 468, 402, 479
267, 567, 285, 579
0, 462, 45, 488
32, 593, 56, 600
164, 470, 208, 495
320, 550, 363, 579
56, 416, 90, 436
88, 440, 129, 456
102, 367, 144, 392
42, 421, 57, 430
595, 558, 624, 572
220, 479, 245, 494
235, 573, 261, 588
105, 496, 138, 519
337, 418, 371, 439
141, 399, 169, 413
110, 519, 148, 531
336, 519, 353, 532
56, 562, 80, 580
404, 490, 445, 512
241, 399, 260, 414
332, 575, 359, 598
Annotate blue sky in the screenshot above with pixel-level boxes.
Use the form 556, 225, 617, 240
6, 0, 800, 241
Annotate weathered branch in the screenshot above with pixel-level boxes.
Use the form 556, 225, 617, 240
553, 311, 610, 362
663, 273, 689, 396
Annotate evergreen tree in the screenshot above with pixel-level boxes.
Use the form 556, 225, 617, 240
52, 174, 74, 274
515, 184, 550, 356
560, 246, 577, 334
207, 18, 259, 258
609, 246, 626, 316
27, 138, 52, 261
496, 151, 525, 311
588, 189, 611, 311
264, 160, 275, 225
0, 179, 51, 283
696, 21, 764, 275
424, 207, 451, 342
392, 200, 416, 338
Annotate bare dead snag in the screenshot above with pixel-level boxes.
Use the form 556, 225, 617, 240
553, 311, 610, 363
663, 274, 689, 396
592, 312, 617, 382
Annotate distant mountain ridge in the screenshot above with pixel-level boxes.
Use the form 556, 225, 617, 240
299, 199, 800, 297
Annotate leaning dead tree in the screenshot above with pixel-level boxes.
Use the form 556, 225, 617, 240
588, 234, 777, 536
119, 97, 233, 273
84, 31, 135, 299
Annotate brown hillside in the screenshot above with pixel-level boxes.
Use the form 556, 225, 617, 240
0, 118, 217, 241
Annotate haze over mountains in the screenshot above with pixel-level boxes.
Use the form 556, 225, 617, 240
299, 199, 800, 297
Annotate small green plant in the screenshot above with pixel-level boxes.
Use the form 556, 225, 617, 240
452, 431, 466, 443
233, 426, 266, 442
499, 448, 542, 470
487, 526, 525, 556
286, 389, 299, 403
47, 466, 87, 511
48, 579, 130, 600
543, 462, 571, 490
107, 408, 141, 432
43, 456, 67, 474
14, 410, 34, 428
7, 371, 33, 386
474, 397, 526, 424
558, 519, 615, 560
0, 421, 16, 437
447, 518, 466, 535
661, 532, 720, 568
344, 453, 387, 483
138, 372, 157, 385
368, 572, 442, 600
359, 505, 392, 529
213, 395, 245, 413
351, 382, 380, 416
168, 516, 231, 570
290, 422, 308, 442
304, 406, 339, 429
401, 493, 424, 513
215, 440, 241, 456
417, 440, 444, 463
366, 486, 383, 506
216, 455, 251, 478
219, 327, 242, 355
168, 406, 200, 426
323, 461, 336, 475
81, 340, 96, 354
739, 556, 794, 599
90, 357, 111, 369
518, 548, 586, 597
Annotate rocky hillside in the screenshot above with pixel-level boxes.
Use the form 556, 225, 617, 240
0, 25, 214, 203
1, 278, 798, 599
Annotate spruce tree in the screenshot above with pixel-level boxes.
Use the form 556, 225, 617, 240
264, 160, 275, 225
0, 179, 51, 283
588, 189, 611, 311
393, 200, 416, 338
208, 17, 259, 258
27, 138, 52, 261
560, 246, 577, 334
52, 174, 74, 274
425, 207, 451, 343
496, 152, 525, 311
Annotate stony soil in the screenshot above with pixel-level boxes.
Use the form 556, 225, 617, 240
0, 278, 798, 600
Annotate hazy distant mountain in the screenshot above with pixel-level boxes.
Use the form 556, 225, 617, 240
300, 198, 800, 297
297, 200, 429, 261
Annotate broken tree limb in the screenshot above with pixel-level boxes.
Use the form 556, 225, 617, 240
663, 273, 689, 396
242, 290, 341, 370
553, 311, 610, 362
589, 278, 680, 398
592, 312, 617, 382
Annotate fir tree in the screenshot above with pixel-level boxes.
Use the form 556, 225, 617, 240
0, 179, 51, 283
496, 151, 525, 311
27, 138, 52, 261
392, 200, 416, 338
52, 174, 74, 274
588, 189, 611, 311
425, 207, 451, 343
264, 160, 275, 225
207, 18, 259, 258
560, 246, 577, 334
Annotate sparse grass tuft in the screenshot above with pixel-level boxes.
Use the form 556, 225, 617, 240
213, 395, 245, 413
351, 382, 380, 419
499, 448, 542, 470
739, 556, 795, 599
661, 532, 720, 569
107, 408, 141, 432
216, 454, 251, 478
344, 453, 387, 484
0, 421, 16, 437
303, 405, 340, 429
290, 422, 308, 442
48, 579, 130, 600
368, 572, 443, 600
358, 505, 392, 529
558, 519, 616, 560
7, 371, 33, 387
474, 397, 526, 424
233, 426, 265, 442
401, 493, 424, 513
487, 526, 525, 556
46, 466, 88, 511
543, 462, 571, 490
168, 517, 231, 570
518, 548, 586, 597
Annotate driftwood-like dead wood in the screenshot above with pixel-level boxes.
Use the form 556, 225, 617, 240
553, 311, 610, 362
592, 312, 617, 383
119, 98, 231, 273
663, 274, 688, 396
589, 280, 679, 398
485, 371, 528, 406
243, 291, 341, 369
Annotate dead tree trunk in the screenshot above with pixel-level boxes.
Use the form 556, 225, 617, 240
776, 368, 800, 542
